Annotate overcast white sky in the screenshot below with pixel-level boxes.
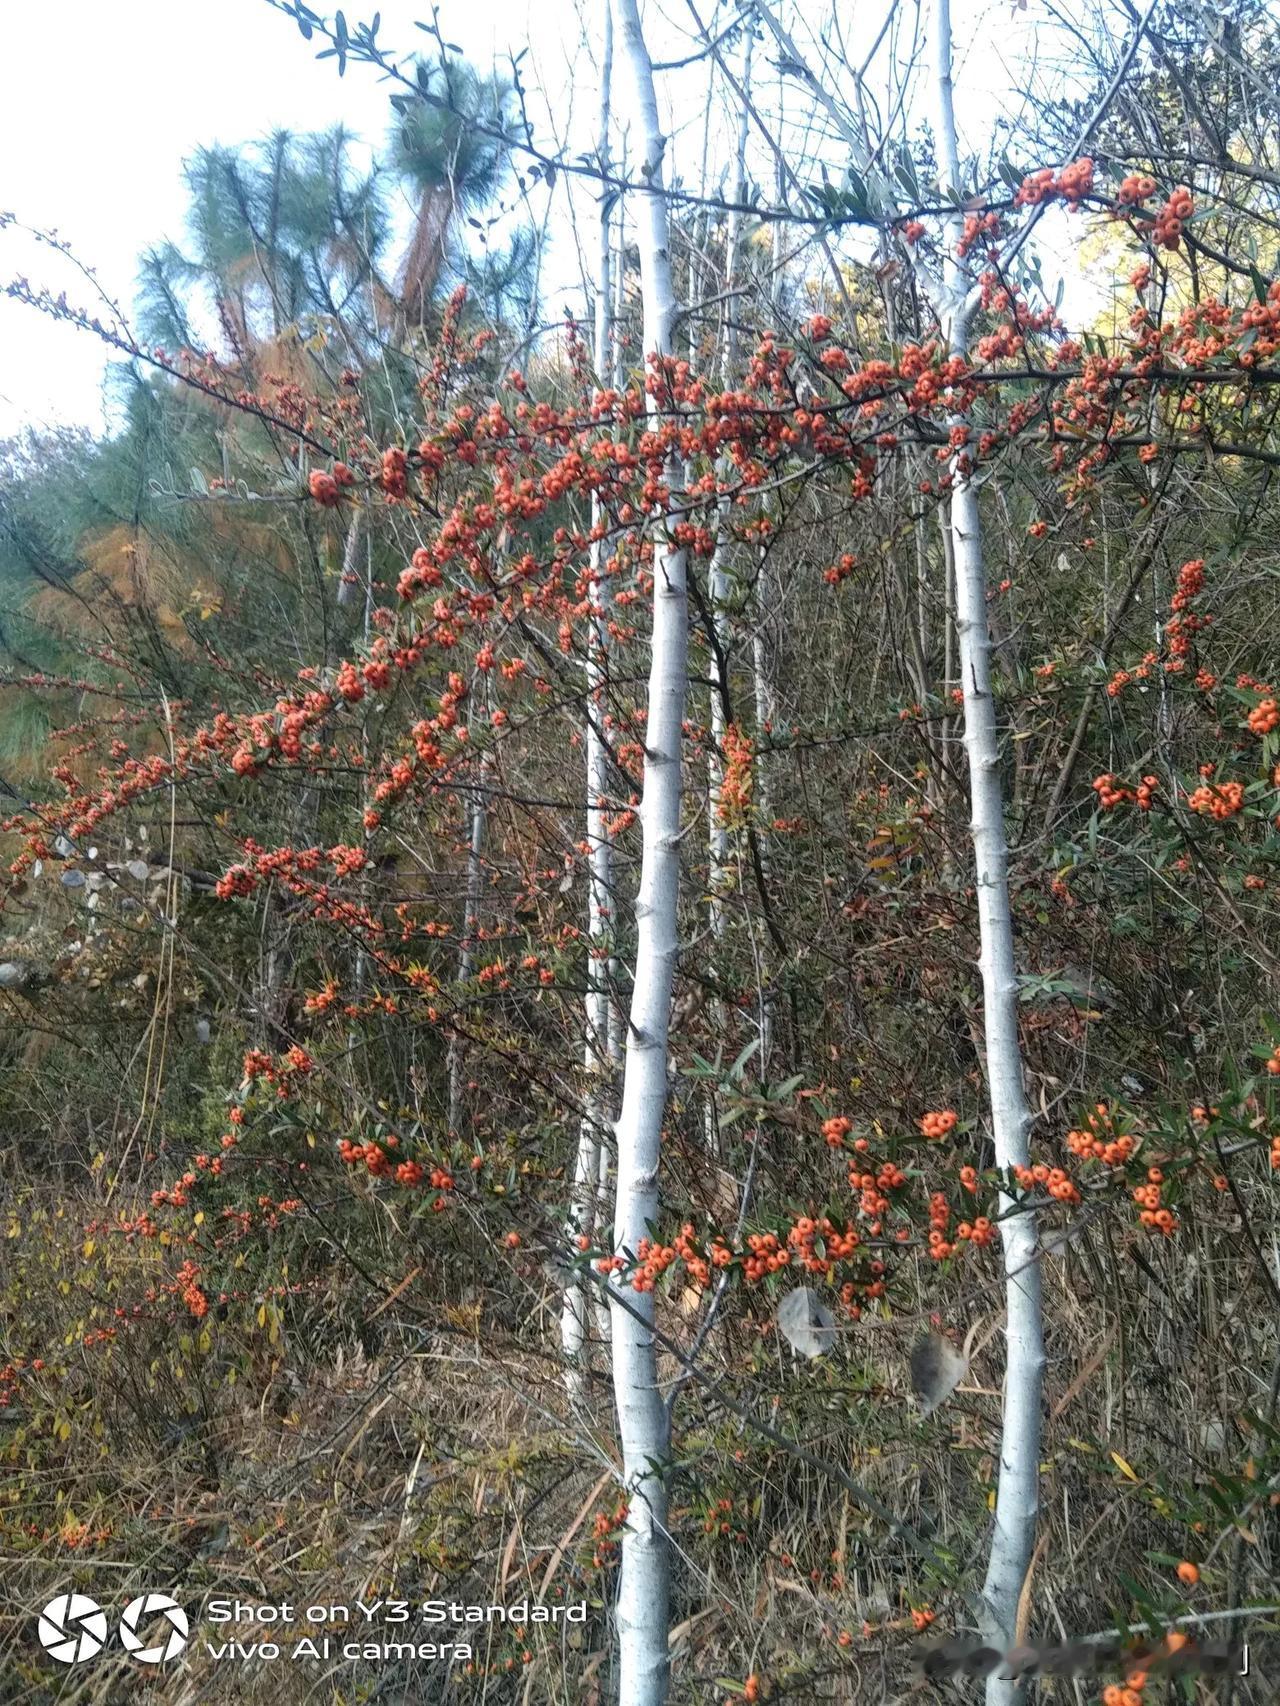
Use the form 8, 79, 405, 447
0, 0, 1094, 441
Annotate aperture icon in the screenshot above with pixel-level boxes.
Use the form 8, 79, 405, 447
37, 1595, 109, 1665
118, 1593, 189, 1663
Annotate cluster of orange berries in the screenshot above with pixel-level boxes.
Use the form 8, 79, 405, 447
848, 1160, 907, 1227
926, 1191, 996, 1256
1149, 184, 1195, 250
1101, 1682, 1146, 1706
918, 1108, 958, 1139
957, 1216, 995, 1248
241, 1044, 316, 1097
1247, 698, 1279, 735
1133, 1167, 1179, 1236
336, 1135, 456, 1189
150, 1167, 203, 1211
1066, 1106, 1136, 1166
1096, 1626, 1208, 1706
1093, 773, 1159, 811
307, 461, 357, 507
379, 445, 409, 498
633, 1224, 721, 1291
175, 1259, 209, 1319
1106, 668, 1132, 698
717, 724, 754, 825
1240, 276, 1280, 359
590, 1501, 628, 1569
1187, 778, 1244, 819
334, 1135, 386, 1174
700, 1495, 750, 1540
622, 1212, 882, 1299
1014, 157, 1094, 208
1116, 172, 1158, 206
956, 208, 1001, 259
740, 1230, 793, 1283
54, 1520, 114, 1552
1172, 557, 1205, 607
788, 1215, 861, 1275
927, 1191, 954, 1259
1013, 1162, 1081, 1204
823, 551, 858, 585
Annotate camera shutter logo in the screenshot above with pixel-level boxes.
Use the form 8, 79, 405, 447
38, 1594, 108, 1665
118, 1593, 189, 1663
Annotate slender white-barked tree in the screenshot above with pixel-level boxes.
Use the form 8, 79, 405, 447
930, 1, 1044, 1693
610, 0, 688, 1698
563, 0, 620, 1393
731, 11, 1044, 1692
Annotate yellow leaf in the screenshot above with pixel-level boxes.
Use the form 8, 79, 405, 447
193, 1211, 204, 1226
82, 1239, 95, 1258
1111, 1451, 1140, 1481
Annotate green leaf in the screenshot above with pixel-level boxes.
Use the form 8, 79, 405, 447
728, 1039, 760, 1082
997, 156, 1023, 190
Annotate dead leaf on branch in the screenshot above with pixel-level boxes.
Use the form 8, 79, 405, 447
910, 1331, 967, 1415
776, 1286, 837, 1358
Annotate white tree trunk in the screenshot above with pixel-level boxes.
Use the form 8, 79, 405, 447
932, 1, 1044, 1694
608, 155, 628, 1072
335, 508, 364, 607
564, 0, 618, 1393
610, 1, 687, 1699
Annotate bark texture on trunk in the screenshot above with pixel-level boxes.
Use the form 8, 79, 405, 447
610, 1, 688, 1699
564, 0, 619, 1391
932, 3, 1044, 1695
